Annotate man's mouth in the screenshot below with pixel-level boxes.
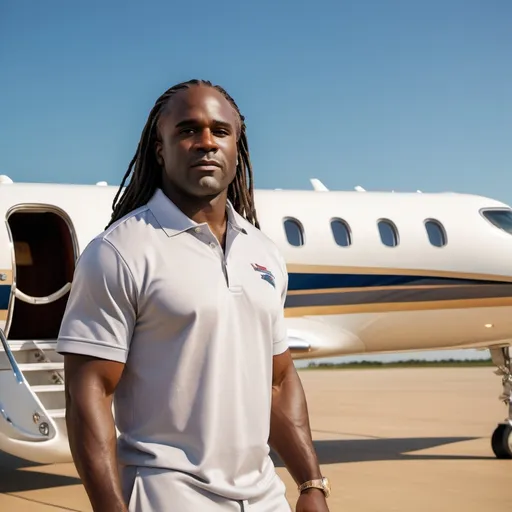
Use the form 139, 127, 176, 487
190, 159, 222, 171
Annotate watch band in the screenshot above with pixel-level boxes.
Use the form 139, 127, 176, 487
298, 478, 330, 498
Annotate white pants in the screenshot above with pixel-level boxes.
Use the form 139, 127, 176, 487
122, 466, 291, 512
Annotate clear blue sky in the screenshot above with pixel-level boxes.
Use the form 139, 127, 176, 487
1, 0, 511, 202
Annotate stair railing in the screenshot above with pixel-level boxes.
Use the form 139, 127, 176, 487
0, 327, 55, 441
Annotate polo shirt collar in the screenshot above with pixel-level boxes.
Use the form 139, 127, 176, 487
226, 201, 248, 235
147, 188, 247, 237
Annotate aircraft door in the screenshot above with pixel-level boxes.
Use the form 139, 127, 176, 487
5, 205, 79, 340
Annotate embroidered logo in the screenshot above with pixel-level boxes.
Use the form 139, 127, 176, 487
251, 263, 276, 288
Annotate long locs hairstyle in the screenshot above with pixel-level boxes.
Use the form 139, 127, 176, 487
106, 79, 259, 229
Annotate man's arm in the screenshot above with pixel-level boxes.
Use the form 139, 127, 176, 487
56, 238, 137, 511
269, 348, 321, 484
268, 252, 329, 510
269, 350, 329, 511
268, 252, 322, 484
64, 354, 126, 512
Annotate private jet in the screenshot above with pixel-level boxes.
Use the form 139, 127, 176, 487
0, 175, 511, 465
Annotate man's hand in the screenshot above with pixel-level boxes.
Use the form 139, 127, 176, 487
296, 489, 330, 511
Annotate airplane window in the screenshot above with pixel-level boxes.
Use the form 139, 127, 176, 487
330, 218, 352, 247
424, 219, 447, 247
283, 218, 305, 246
481, 209, 512, 235
377, 219, 399, 247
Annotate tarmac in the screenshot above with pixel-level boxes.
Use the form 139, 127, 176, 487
0, 366, 510, 511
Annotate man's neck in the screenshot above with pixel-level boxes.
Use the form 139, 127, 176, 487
161, 184, 228, 245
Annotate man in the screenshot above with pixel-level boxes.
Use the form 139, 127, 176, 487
57, 79, 330, 511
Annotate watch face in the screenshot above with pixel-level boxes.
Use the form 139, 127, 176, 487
322, 477, 331, 495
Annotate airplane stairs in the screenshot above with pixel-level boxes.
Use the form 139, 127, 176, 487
0, 328, 72, 464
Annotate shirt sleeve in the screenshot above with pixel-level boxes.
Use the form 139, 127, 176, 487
272, 252, 289, 356
56, 237, 137, 363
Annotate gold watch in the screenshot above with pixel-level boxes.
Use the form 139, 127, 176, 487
298, 476, 331, 498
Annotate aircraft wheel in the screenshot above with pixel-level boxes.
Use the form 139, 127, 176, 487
491, 423, 512, 459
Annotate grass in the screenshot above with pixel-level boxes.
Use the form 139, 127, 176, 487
298, 358, 494, 370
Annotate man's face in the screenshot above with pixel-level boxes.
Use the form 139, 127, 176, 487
155, 85, 239, 200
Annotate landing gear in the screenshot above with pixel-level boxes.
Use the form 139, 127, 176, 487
491, 424, 512, 458
490, 347, 512, 459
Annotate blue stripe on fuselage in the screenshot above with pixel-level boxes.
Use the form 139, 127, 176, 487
0, 284, 11, 309
287, 273, 502, 291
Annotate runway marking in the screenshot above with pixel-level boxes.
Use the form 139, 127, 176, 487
5, 493, 83, 511
312, 429, 384, 440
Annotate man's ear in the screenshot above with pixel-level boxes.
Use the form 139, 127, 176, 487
155, 140, 164, 167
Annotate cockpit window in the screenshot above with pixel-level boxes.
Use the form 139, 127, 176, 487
481, 209, 512, 235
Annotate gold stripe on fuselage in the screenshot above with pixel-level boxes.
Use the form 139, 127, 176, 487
286, 264, 512, 283
0, 269, 13, 286
0, 270, 13, 321
283, 296, 512, 317
286, 284, 478, 296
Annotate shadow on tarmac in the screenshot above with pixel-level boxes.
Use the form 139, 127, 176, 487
0, 436, 494, 494
271, 436, 495, 466
0, 450, 81, 494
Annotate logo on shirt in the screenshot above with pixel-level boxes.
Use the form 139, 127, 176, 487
251, 263, 276, 288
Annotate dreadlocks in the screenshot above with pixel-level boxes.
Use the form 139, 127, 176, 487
106, 79, 259, 229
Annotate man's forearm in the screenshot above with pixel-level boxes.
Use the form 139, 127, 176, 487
268, 366, 322, 485
67, 392, 127, 512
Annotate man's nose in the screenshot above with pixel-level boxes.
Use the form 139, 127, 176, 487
195, 129, 218, 152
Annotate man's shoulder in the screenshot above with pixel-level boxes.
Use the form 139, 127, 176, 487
79, 205, 154, 269
95, 205, 159, 255
102, 205, 152, 241
238, 217, 287, 271
238, 216, 272, 245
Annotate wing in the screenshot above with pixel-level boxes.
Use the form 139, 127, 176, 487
285, 317, 365, 360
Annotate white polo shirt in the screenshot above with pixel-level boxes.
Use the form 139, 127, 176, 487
57, 188, 289, 502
